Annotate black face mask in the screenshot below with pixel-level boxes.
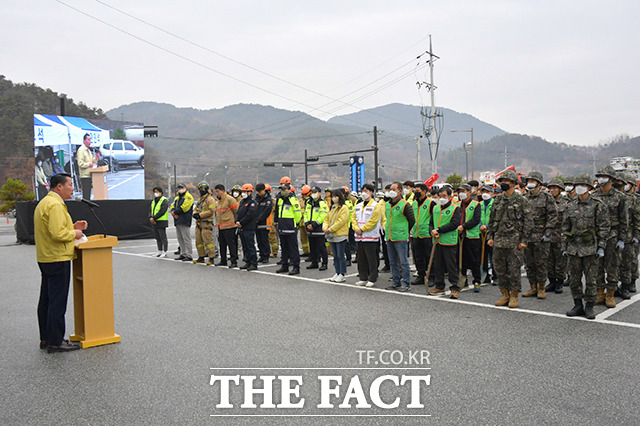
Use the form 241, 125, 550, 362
500, 182, 511, 192
414, 191, 422, 198
199, 189, 208, 196
612, 182, 624, 190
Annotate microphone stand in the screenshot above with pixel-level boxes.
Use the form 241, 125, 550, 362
87, 205, 108, 238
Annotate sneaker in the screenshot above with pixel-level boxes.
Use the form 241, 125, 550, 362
385, 284, 400, 290
329, 274, 339, 282
428, 288, 445, 295
155, 251, 162, 257
355, 280, 367, 286
365, 281, 375, 287
334, 274, 346, 283
450, 290, 459, 299
160, 252, 167, 258
398, 286, 411, 292
474, 283, 481, 293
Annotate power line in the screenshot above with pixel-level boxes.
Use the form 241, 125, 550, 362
156, 131, 370, 143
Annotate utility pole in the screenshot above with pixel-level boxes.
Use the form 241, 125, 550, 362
416, 135, 422, 181
428, 36, 439, 175
504, 146, 508, 168
592, 151, 597, 177
304, 149, 308, 184
373, 126, 379, 190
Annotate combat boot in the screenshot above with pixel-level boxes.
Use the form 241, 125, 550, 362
544, 278, 555, 292
554, 278, 564, 294
619, 283, 631, 300
495, 288, 510, 306
605, 289, 616, 308
522, 282, 537, 297
629, 280, 637, 293
537, 282, 546, 299
566, 299, 585, 317
584, 302, 595, 320
508, 290, 519, 308
595, 288, 605, 305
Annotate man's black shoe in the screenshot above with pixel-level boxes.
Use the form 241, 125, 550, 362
346, 260, 352, 267
174, 249, 181, 255
229, 263, 238, 268
175, 255, 186, 261
411, 276, 425, 285
47, 341, 80, 353
181, 256, 193, 262
215, 262, 227, 267
385, 284, 400, 290
276, 259, 284, 265
319, 264, 328, 271
276, 266, 289, 273
288, 268, 300, 275
306, 263, 319, 270
239, 263, 249, 270
246, 264, 258, 271
380, 267, 391, 273
259, 258, 270, 264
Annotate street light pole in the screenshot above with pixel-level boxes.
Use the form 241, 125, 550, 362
451, 128, 474, 180
463, 143, 469, 182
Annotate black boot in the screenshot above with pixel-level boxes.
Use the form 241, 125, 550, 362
276, 266, 289, 273
288, 267, 300, 275
563, 277, 570, 287
584, 301, 595, 320
619, 282, 631, 300
306, 263, 319, 270
629, 279, 637, 293
566, 298, 585, 317
319, 263, 328, 271
554, 278, 564, 294
411, 276, 425, 285
545, 278, 555, 292
239, 263, 250, 270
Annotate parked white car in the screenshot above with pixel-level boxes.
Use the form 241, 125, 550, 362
99, 140, 144, 170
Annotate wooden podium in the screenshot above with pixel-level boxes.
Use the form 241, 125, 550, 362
70, 235, 121, 348
91, 165, 109, 200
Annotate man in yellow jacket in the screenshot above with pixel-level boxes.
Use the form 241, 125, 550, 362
34, 173, 87, 352
77, 133, 97, 200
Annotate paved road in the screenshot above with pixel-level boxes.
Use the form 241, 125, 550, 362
1, 224, 639, 424
105, 167, 144, 200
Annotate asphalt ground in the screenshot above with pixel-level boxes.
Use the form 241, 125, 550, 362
104, 167, 144, 200
1, 219, 639, 425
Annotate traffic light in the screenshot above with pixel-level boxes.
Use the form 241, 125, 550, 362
307, 156, 319, 162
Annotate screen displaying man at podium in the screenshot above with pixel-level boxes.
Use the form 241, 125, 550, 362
34, 173, 88, 353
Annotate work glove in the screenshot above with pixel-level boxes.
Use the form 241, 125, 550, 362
616, 240, 625, 251
541, 235, 551, 243
193, 212, 201, 219
562, 251, 568, 257
596, 248, 605, 258
633, 238, 639, 245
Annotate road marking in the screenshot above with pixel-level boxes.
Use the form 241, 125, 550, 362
593, 293, 640, 320
108, 173, 141, 190
112, 250, 640, 330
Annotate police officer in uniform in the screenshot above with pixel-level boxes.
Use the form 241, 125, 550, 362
193, 181, 217, 265
304, 186, 328, 271
299, 185, 312, 258
274, 183, 302, 275
236, 184, 258, 271
255, 183, 274, 263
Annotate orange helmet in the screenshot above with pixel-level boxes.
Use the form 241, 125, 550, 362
290, 185, 295, 193
301, 184, 311, 196
264, 184, 272, 192
280, 176, 291, 184
241, 183, 254, 192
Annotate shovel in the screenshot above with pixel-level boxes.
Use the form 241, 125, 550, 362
425, 236, 438, 292
457, 233, 466, 288
480, 231, 487, 282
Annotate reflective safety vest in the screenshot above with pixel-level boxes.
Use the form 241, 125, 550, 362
433, 203, 458, 246
344, 199, 355, 229
354, 200, 380, 242
151, 196, 169, 221
412, 198, 433, 239
463, 200, 481, 239
277, 195, 302, 234
385, 199, 409, 241
480, 198, 494, 226
304, 199, 328, 237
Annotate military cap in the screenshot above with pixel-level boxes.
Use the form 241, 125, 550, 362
595, 165, 616, 178
527, 171, 544, 183
573, 174, 594, 188
498, 170, 518, 183
548, 178, 564, 189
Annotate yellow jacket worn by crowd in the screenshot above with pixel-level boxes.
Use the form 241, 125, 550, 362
34, 192, 76, 262
323, 204, 350, 237
216, 192, 239, 230
76, 145, 95, 178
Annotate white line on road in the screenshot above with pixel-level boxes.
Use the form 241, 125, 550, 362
108, 173, 141, 190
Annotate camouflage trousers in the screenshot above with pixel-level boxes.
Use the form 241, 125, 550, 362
493, 247, 523, 291
597, 238, 621, 290
548, 241, 567, 281
619, 240, 639, 284
195, 224, 216, 258
523, 241, 549, 284
568, 254, 598, 302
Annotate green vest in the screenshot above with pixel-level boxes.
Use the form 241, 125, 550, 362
277, 195, 302, 221
464, 200, 481, 239
412, 198, 432, 238
385, 199, 409, 241
433, 203, 458, 246
480, 198, 494, 226
151, 196, 169, 221
304, 199, 328, 224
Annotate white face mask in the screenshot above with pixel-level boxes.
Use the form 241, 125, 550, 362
597, 177, 609, 185
361, 192, 370, 200
402, 188, 410, 196
482, 193, 491, 201
515, 189, 522, 195
527, 182, 537, 189
459, 192, 468, 201
388, 190, 398, 199
384, 192, 390, 198
311, 193, 319, 200
565, 185, 574, 192
624, 184, 631, 192
178, 188, 186, 194
154, 192, 160, 198
37, 161, 42, 167
241, 193, 248, 199
471, 188, 477, 194
438, 197, 449, 205
575, 186, 589, 195
332, 197, 339, 204
232, 192, 240, 198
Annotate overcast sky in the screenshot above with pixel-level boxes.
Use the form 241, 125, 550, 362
2, 0, 639, 146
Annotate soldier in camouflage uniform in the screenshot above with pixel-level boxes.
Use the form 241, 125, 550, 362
592, 165, 628, 308
545, 177, 570, 294
564, 176, 577, 201
487, 170, 534, 308
562, 174, 610, 319
522, 171, 558, 299
616, 172, 640, 299
626, 173, 640, 293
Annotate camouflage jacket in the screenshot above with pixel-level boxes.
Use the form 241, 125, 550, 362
524, 189, 558, 242
487, 191, 533, 249
562, 195, 610, 256
549, 195, 570, 243
625, 192, 640, 241
592, 187, 628, 242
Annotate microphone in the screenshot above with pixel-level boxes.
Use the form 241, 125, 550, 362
75, 197, 107, 237
75, 196, 100, 208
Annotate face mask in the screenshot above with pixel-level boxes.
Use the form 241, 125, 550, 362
438, 198, 449, 205
154, 192, 161, 198
500, 183, 510, 191
565, 185, 574, 192
311, 193, 319, 200
388, 190, 398, 199
199, 190, 208, 196
612, 182, 623, 190
384, 192, 390, 199
482, 193, 491, 201
361, 192, 370, 200
515, 189, 522, 195
232, 192, 240, 198
575, 186, 589, 195
624, 184, 631, 192
37, 161, 42, 167
471, 188, 477, 194
241, 193, 248, 199
402, 188, 410, 196
178, 189, 186, 194
597, 177, 609, 185
527, 182, 537, 189
459, 192, 468, 201
332, 197, 339, 204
